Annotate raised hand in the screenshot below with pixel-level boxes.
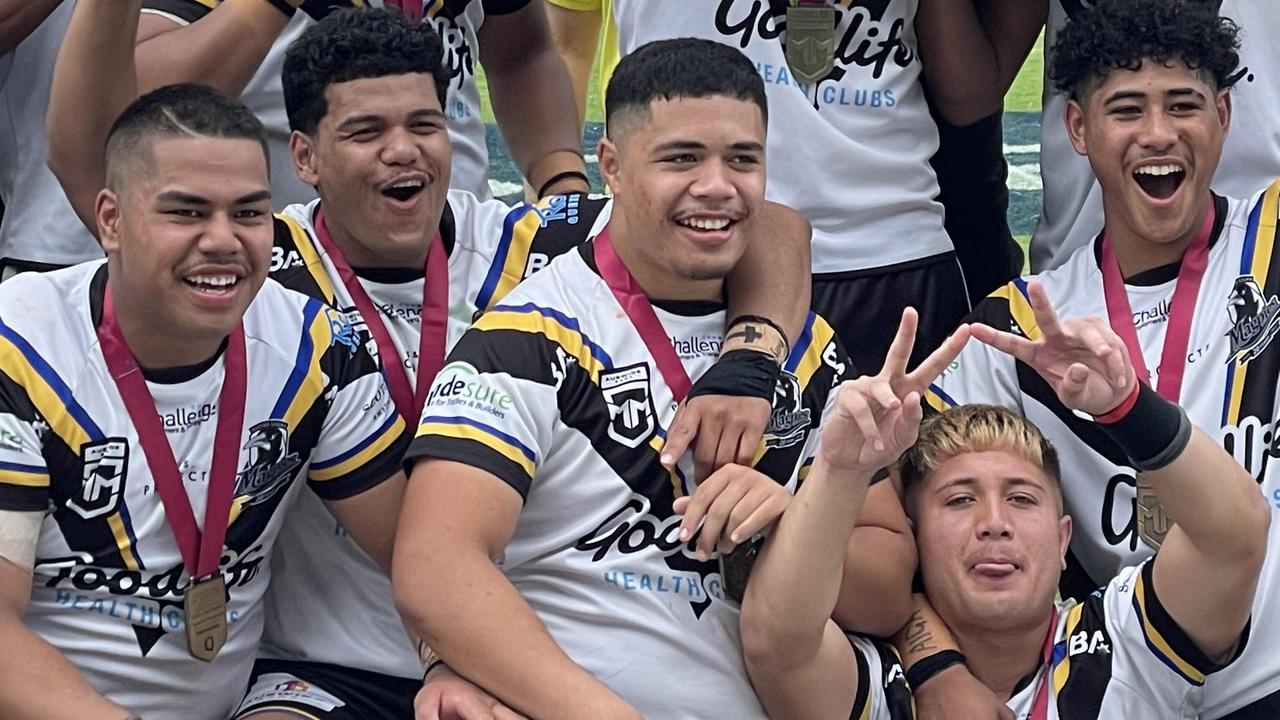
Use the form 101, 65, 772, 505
818, 309, 970, 473
969, 281, 1135, 416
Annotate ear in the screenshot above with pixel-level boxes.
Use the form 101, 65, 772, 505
597, 136, 623, 195
96, 189, 124, 254
1065, 99, 1089, 157
1057, 514, 1073, 569
290, 130, 321, 188
1217, 89, 1232, 138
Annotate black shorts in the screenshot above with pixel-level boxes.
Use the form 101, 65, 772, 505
812, 252, 970, 376
233, 658, 418, 720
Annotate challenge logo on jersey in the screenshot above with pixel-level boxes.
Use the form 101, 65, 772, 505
1226, 275, 1280, 364
70, 439, 128, 520
234, 420, 302, 506
600, 364, 656, 449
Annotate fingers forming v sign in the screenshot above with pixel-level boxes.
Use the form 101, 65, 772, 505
968, 281, 1136, 415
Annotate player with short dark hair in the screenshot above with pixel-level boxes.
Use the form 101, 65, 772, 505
0, 82, 409, 719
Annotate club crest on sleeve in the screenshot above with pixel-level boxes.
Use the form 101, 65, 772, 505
71, 439, 128, 520
234, 420, 301, 506
1226, 275, 1280, 364
601, 363, 656, 449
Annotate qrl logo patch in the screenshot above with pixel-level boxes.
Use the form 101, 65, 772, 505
600, 363, 656, 449
71, 439, 128, 519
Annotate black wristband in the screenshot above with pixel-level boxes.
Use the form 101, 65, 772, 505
422, 658, 446, 682
687, 349, 780, 402
536, 170, 589, 198
1096, 382, 1192, 472
905, 649, 967, 691
264, 0, 299, 16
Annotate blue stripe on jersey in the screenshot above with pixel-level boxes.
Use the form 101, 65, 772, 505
0, 320, 104, 441
0, 460, 46, 474
784, 313, 817, 374
473, 203, 533, 312
310, 409, 401, 471
272, 300, 323, 419
926, 383, 960, 411
1222, 193, 1267, 425
419, 414, 538, 463
489, 302, 615, 368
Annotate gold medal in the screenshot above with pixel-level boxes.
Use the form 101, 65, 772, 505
785, 2, 836, 85
1135, 473, 1171, 550
185, 575, 228, 662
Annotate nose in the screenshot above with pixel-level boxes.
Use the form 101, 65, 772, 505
197, 211, 242, 256
380, 126, 419, 166
1138, 108, 1178, 151
689, 159, 736, 202
975, 497, 1013, 540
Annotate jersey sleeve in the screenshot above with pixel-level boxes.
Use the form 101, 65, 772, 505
482, 0, 532, 14
1058, 561, 1245, 713
780, 313, 857, 483
844, 634, 913, 720
926, 282, 1027, 413
306, 304, 409, 500
140, 0, 216, 24
0, 358, 49, 512
406, 307, 567, 499
543, 0, 601, 9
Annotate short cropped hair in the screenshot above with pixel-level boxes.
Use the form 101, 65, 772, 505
105, 84, 269, 188
283, 8, 450, 135
604, 38, 767, 135
900, 405, 1063, 513
1050, 0, 1241, 100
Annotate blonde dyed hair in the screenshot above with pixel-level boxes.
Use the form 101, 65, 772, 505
900, 405, 1063, 513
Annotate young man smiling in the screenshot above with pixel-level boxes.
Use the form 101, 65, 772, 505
742, 283, 1267, 718
923, 1, 1280, 716
394, 38, 925, 719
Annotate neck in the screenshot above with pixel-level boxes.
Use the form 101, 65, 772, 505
320, 205, 429, 269
1107, 194, 1213, 278
951, 615, 1052, 702
109, 281, 225, 370
606, 210, 724, 302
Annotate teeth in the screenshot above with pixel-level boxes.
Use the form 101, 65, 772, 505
1134, 164, 1182, 177
186, 274, 237, 287
681, 217, 730, 231
389, 180, 423, 189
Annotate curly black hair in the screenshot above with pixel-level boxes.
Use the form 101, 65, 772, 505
283, 8, 450, 135
1049, 0, 1241, 100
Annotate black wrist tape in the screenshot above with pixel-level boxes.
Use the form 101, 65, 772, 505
1097, 382, 1192, 472
687, 349, 779, 402
905, 649, 966, 691
264, 0, 299, 17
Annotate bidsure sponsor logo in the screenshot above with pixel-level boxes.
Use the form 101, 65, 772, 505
427, 362, 514, 419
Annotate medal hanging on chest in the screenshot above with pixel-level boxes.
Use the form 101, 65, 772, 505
184, 575, 229, 661
785, 0, 837, 85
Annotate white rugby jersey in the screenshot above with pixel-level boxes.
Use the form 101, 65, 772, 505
0, 2, 101, 266
260, 190, 595, 678
0, 263, 407, 719
930, 184, 1280, 717
856, 563, 1240, 719
1032, 0, 1280, 272
141, 0, 531, 202
606, 0, 951, 274
408, 242, 853, 717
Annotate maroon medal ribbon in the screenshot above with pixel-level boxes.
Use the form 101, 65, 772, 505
1028, 606, 1060, 720
97, 286, 246, 584
315, 208, 449, 425
594, 226, 692, 404
1100, 205, 1214, 402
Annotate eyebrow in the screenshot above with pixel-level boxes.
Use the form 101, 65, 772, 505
934, 476, 1047, 494
1104, 87, 1205, 104
336, 109, 446, 130
652, 140, 765, 153
156, 190, 271, 205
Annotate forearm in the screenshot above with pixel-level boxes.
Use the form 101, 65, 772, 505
46, 0, 141, 234
488, 50, 586, 194
0, 618, 129, 719
545, 3, 601, 127
741, 457, 872, 665
0, 0, 61, 56
892, 594, 959, 667
726, 201, 811, 344
134, 0, 287, 95
396, 550, 639, 720
832, 525, 916, 637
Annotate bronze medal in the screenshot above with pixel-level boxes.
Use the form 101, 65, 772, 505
185, 575, 228, 662
1135, 473, 1171, 550
785, 3, 836, 85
